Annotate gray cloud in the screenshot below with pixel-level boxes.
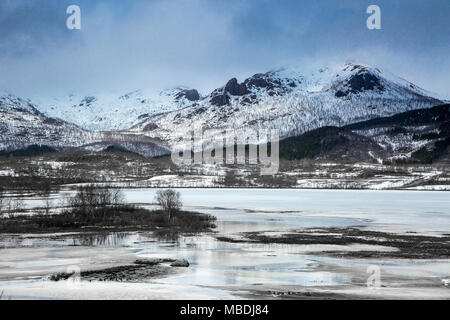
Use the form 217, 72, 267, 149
0, 0, 449, 99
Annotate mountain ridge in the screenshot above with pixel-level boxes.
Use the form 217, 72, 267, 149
130, 62, 443, 147
1, 62, 447, 163
277, 104, 450, 164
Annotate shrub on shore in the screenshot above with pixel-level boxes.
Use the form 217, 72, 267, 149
0, 185, 216, 234
155, 189, 182, 222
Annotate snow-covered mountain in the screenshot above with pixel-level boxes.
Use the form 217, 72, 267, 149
0, 92, 169, 157
37, 87, 201, 131
130, 63, 444, 147
277, 103, 450, 163
1, 62, 446, 159
0, 91, 101, 151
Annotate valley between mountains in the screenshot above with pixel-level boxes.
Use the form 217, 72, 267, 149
1, 62, 449, 190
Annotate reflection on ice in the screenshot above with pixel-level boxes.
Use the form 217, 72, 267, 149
1, 188, 450, 299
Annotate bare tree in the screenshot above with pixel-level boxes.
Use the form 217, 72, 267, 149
44, 197, 52, 215
155, 189, 182, 222
42, 182, 52, 215
4, 197, 23, 219
12, 198, 24, 218
110, 188, 124, 207
68, 185, 125, 220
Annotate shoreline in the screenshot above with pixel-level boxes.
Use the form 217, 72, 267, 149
1, 228, 450, 300
0, 189, 449, 300
45, 184, 450, 192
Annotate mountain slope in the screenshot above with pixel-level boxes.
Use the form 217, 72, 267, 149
279, 126, 386, 162
1, 62, 446, 160
0, 92, 101, 151
37, 87, 201, 131
131, 63, 443, 147
345, 104, 450, 163
279, 104, 450, 163
344, 103, 450, 130
0, 92, 170, 157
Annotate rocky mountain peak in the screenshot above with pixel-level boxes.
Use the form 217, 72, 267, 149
224, 78, 248, 96
175, 89, 200, 102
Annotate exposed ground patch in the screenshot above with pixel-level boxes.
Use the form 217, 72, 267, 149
50, 258, 189, 282
216, 227, 450, 259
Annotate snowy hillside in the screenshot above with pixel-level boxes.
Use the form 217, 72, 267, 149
0, 92, 103, 151
0, 92, 169, 157
1, 62, 446, 159
130, 63, 444, 147
37, 87, 201, 131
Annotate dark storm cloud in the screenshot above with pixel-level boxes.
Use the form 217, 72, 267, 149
0, 0, 73, 56
0, 0, 448, 99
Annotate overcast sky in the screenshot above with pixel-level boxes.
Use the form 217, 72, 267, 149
0, 0, 449, 99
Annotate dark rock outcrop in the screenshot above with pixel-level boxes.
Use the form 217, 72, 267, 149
143, 123, 159, 131
210, 94, 230, 107
224, 78, 248, 96
348, 72, 384, 93
176, 89, 200, 102
336, 71, 385, 97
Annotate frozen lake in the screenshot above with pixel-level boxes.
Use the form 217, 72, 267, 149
122, 188, 450, 234
1, 188, 450, 299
